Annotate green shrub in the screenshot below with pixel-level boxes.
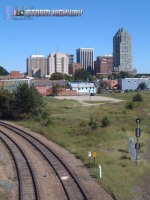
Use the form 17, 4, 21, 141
88, 115, 98, 130
101, 116, 110, 127
125, 101, 134, 109
132, 93, 143, 102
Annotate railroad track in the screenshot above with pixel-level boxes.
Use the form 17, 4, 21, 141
0, 130, 38, 200
0, 121, 88, 200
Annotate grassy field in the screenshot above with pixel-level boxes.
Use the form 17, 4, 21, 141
17, 91, 150, 200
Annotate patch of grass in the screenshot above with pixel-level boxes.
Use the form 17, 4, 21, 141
16, 92, 150, 200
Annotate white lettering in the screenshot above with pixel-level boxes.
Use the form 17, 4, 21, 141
25, 9, 83, 17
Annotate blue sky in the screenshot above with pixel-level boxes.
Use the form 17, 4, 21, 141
0, 0, 150, 73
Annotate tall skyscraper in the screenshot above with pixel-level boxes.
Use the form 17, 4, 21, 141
113, 28, 132, 72
48, 52, 69, 76
76, 48, 94, 74
27, 55, 47, 77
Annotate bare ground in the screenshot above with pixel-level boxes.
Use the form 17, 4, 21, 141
55, 95, 123, 103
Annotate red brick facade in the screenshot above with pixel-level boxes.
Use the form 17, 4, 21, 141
69, 63, 82, 75
94, 56, 113, 75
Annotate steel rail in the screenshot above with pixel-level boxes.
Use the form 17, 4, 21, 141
0, 130, 39, 200
108, 187, 119, 200
0, 135, 22, 200
0, 121, 88, 200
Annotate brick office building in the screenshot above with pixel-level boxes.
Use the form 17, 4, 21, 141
94, 55, 113, 75
69, 63, 82, 75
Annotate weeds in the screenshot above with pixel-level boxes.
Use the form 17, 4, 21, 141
16, 92, 150, 200
101, 116, 110, 127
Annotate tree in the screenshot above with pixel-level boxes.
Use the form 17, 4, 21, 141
132, 93, 143, 102
12, 83, 43, 118
102, 81, 110, 90
97, 87, 102, 94
134, 74, 141, 78
0, 89, 14, 118
108, 73, 119, 80
64, 74, 74, 82
50, 72, 64, 80
52, 85, 58, 96
137, 82, 147, 91
0, 66, 9, 76
74, 68, 94, 82
119, 71, 133, 78
0, 83, 45, 119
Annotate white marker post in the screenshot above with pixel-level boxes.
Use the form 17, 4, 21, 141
98, 165, 102, 178
88, 151, 91, 167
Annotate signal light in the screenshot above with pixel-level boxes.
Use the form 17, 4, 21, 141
135, 128, 141, 138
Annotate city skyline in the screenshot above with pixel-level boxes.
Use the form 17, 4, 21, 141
0, 0, 150, 73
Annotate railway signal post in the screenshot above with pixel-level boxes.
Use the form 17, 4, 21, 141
135, 118, 141, 165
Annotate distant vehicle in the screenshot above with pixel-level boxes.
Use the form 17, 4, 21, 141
46, 94, 55, 97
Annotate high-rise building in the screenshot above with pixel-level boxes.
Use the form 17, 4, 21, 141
27, 55, 47, 77
69, 54, 74, 64
48, 52, 69, 76
113, 28, 132, 72
76, 48, 94, 74
94, 55, 113, 75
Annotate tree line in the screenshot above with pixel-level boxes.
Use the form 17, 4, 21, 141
50, 69, 145, 82
0, 83, 43, 119
50, 68, 94, 82
0, 66, 9, 76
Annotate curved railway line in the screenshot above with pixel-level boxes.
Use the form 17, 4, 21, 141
0, 130, 39, 200
0, 121, 89, 200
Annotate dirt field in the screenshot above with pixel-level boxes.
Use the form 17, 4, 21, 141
55, 95, 123, 103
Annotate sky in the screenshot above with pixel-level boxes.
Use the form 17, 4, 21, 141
0, 0, 150, 73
